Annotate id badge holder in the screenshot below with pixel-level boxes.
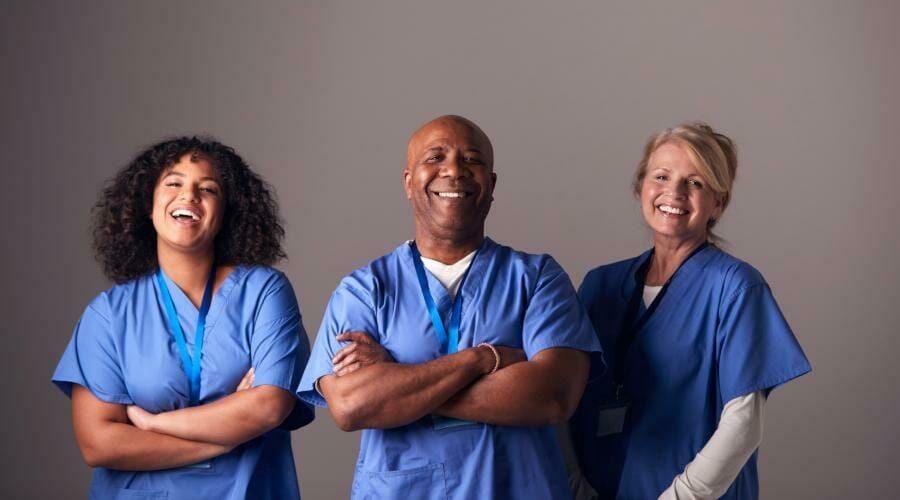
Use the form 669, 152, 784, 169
596, 400, 629, 437
431, 415, 479, 432
185, 459, 214, 470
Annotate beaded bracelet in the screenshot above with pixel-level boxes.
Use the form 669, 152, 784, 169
477, 342, 501, 374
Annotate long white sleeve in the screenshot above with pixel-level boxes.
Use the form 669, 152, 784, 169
658, 391, 766, 500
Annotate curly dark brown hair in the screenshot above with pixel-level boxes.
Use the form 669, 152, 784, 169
93, 136, 286, 283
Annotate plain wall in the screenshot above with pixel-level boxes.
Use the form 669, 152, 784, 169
3, 0, 899, 497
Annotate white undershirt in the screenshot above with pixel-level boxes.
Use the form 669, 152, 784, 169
419, 249, 477, 299
643, 284, 664, 308
560, 286, 767, 500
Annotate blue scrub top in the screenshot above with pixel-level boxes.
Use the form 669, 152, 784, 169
572, 245, 811, 499
52, 266, 314, 500
298, 238, 603, 500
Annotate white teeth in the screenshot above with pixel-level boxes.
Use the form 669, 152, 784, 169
437, 192, 466, 198
171, 209, 201, 221
659, 205, 686, 215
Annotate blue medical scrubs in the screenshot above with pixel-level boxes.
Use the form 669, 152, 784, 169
52, 266, 314, 500
298, 238, 602, 500
571, 245, 811, 499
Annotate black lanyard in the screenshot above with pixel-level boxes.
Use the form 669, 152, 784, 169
612, 243, 708, 401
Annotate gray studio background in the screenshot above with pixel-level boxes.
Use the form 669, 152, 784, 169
3, 1, 898, 498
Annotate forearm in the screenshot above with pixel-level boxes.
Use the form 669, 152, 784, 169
139, 386, 295, 446
79, 420, 229, 470
434, 349, 590, 426
659, 391, 766, 500
72, 385, 229, 470
322, 347, 492, 431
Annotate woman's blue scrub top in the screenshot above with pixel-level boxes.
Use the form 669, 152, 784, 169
298, 238, 603, 500
571, 245, 811, 499
52, 266, 314, 500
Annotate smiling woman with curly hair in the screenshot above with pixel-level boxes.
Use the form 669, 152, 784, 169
92, 137, 286, 283
52, 137, 313, 500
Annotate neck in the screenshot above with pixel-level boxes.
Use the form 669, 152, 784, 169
157, 242, 215, 300
414, 228, 484, 265
647, 234, 706, 285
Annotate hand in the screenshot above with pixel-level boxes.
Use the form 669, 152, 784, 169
236, 367, 254, 391
126, 405, 156, 431
332, 331, 394, 376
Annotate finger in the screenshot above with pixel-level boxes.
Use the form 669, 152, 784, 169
239, 367, 255, 389
336, 332, 373, 344
332, 343, 359, 365
237, 369, 254, 391
336, 362, 362, 377
333, 351, 360, 373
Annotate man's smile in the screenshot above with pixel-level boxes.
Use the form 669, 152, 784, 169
431, 190, 474, 199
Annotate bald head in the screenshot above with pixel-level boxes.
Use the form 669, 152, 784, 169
406, 115, 494, 170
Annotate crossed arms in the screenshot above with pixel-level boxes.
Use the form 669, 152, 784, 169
71, 371, 297, 471
318, 332, 591, 431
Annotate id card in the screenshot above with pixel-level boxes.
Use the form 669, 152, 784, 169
431, 415, 478, 432
596, 402, 629, 437
185, 460, 213, 470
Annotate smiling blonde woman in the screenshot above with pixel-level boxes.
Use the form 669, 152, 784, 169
565, 123, 811, 499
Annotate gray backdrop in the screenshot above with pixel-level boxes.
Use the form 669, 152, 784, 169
4, 0, 898, 498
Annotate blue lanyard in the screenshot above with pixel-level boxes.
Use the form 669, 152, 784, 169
410, 242, 478, 354
156, 266, 216, 406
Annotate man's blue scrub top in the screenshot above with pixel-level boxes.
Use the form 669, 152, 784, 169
298, 238, 603, 500
572, 245, 811, 499
52, 266, 314, 500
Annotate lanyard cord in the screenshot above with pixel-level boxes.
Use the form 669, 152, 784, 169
612, 243, 708, 400
156, 265, 216, 406
410, 242, 480, 354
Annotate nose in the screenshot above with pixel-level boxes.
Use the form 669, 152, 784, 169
668, 181, 688, 200
179, 184, 200, 203
439, 153, 472, 179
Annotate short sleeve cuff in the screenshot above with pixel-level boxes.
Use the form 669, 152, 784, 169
52, 378, 134, 405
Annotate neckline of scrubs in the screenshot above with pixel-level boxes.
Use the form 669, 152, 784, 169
404, 238, 495, 349
624, 245, 717, 334
624, 245, 715, 302
157, 265, 245, 333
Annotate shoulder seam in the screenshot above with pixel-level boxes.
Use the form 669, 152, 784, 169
725, 281, 769, 304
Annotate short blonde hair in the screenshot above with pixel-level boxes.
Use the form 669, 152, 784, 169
633, 122, 738, 242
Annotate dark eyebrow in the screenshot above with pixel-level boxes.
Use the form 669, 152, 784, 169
162, 171, 220, 184
424, 147, 446, 154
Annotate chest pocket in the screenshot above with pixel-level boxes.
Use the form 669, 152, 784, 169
354, 463, 448, 500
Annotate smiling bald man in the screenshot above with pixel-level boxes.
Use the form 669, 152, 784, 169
298, 115, 603, 499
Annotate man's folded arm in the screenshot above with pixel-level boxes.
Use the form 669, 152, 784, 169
434, 347, 590, 426
318, 346, 496, 431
